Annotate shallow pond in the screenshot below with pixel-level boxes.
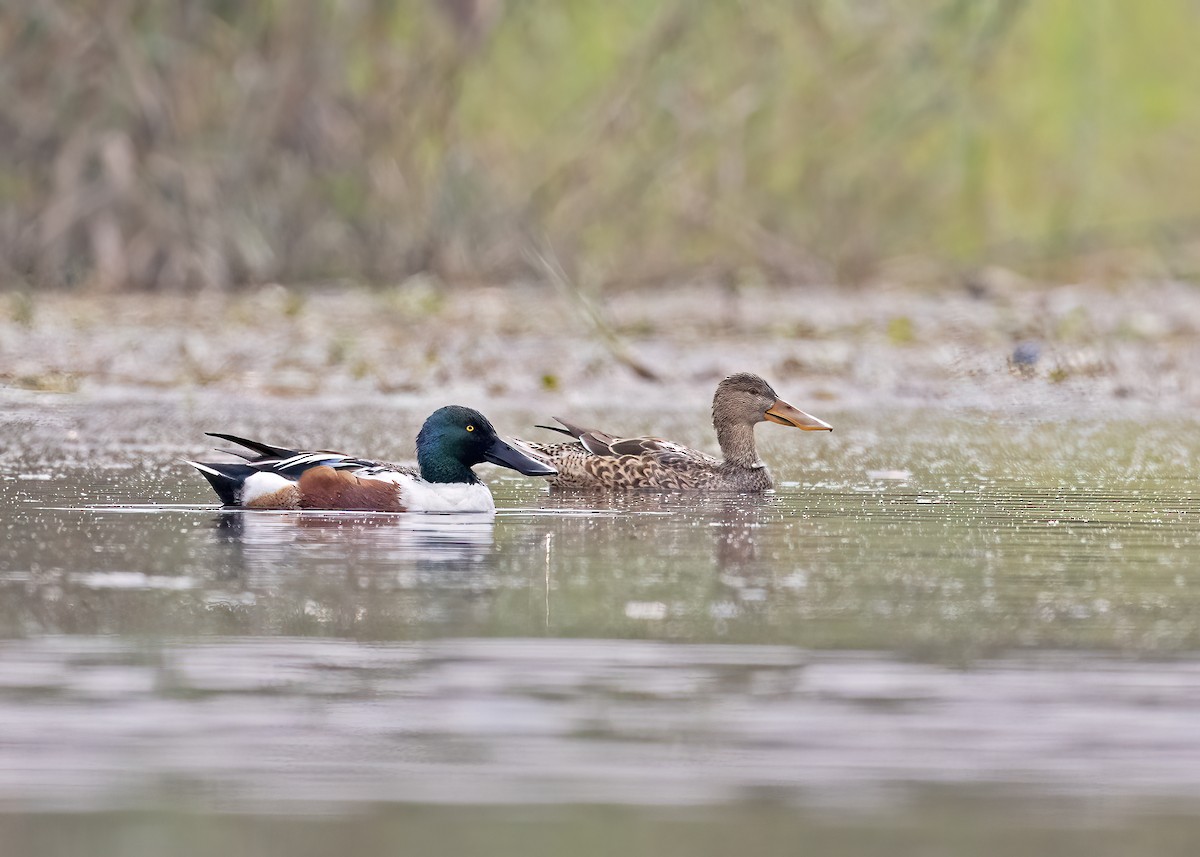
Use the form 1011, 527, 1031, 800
1, 391, 1198, 855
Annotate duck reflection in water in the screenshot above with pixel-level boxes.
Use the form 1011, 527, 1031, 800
208, 493, 806, 637
705, 496, 816, 624
207, 511, 506, 636
711, 496, 771, 571
213, 511, 497, 579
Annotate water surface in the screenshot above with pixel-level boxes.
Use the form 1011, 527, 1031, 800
1, 392, 1198, 854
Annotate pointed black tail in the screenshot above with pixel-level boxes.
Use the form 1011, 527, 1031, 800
187, 460, 257, 506
204, 433, 299, 461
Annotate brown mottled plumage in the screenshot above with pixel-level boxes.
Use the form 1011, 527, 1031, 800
521, 373, 832, 491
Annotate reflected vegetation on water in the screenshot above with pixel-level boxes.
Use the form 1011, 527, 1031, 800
0, 394, 1199, 843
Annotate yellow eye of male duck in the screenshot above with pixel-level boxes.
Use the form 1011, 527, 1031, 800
466, 425, 475, 432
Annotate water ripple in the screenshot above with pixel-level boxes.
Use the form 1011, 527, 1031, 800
0, 637, 1197, 813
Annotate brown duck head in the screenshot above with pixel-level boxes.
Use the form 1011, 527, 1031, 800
713, 373, 832, 434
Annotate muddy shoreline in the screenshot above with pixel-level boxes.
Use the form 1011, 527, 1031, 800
2, 280, 1199, 417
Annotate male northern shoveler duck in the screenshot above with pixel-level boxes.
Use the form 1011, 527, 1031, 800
187, 405, 556, 512
521, 373, 832, 491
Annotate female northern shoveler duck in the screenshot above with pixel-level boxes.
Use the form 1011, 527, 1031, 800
187, 405, 557, 512
522, 373, 832, 491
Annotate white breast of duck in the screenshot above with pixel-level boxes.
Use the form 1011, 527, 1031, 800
388, 472, 496, 513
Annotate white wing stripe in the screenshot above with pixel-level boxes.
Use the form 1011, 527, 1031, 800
275, 452, 346, 469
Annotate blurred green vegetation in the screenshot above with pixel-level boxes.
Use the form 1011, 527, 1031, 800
2, 0, 1199, 291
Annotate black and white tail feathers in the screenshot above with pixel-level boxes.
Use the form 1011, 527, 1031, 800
188, 433, 400, 505
188, 434, 305, 505
186, 460, 256, 506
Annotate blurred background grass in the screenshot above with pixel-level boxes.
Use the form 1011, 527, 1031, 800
2, 0, 1199, 292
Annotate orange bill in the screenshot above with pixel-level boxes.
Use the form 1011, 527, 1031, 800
764, 398, 833, 431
